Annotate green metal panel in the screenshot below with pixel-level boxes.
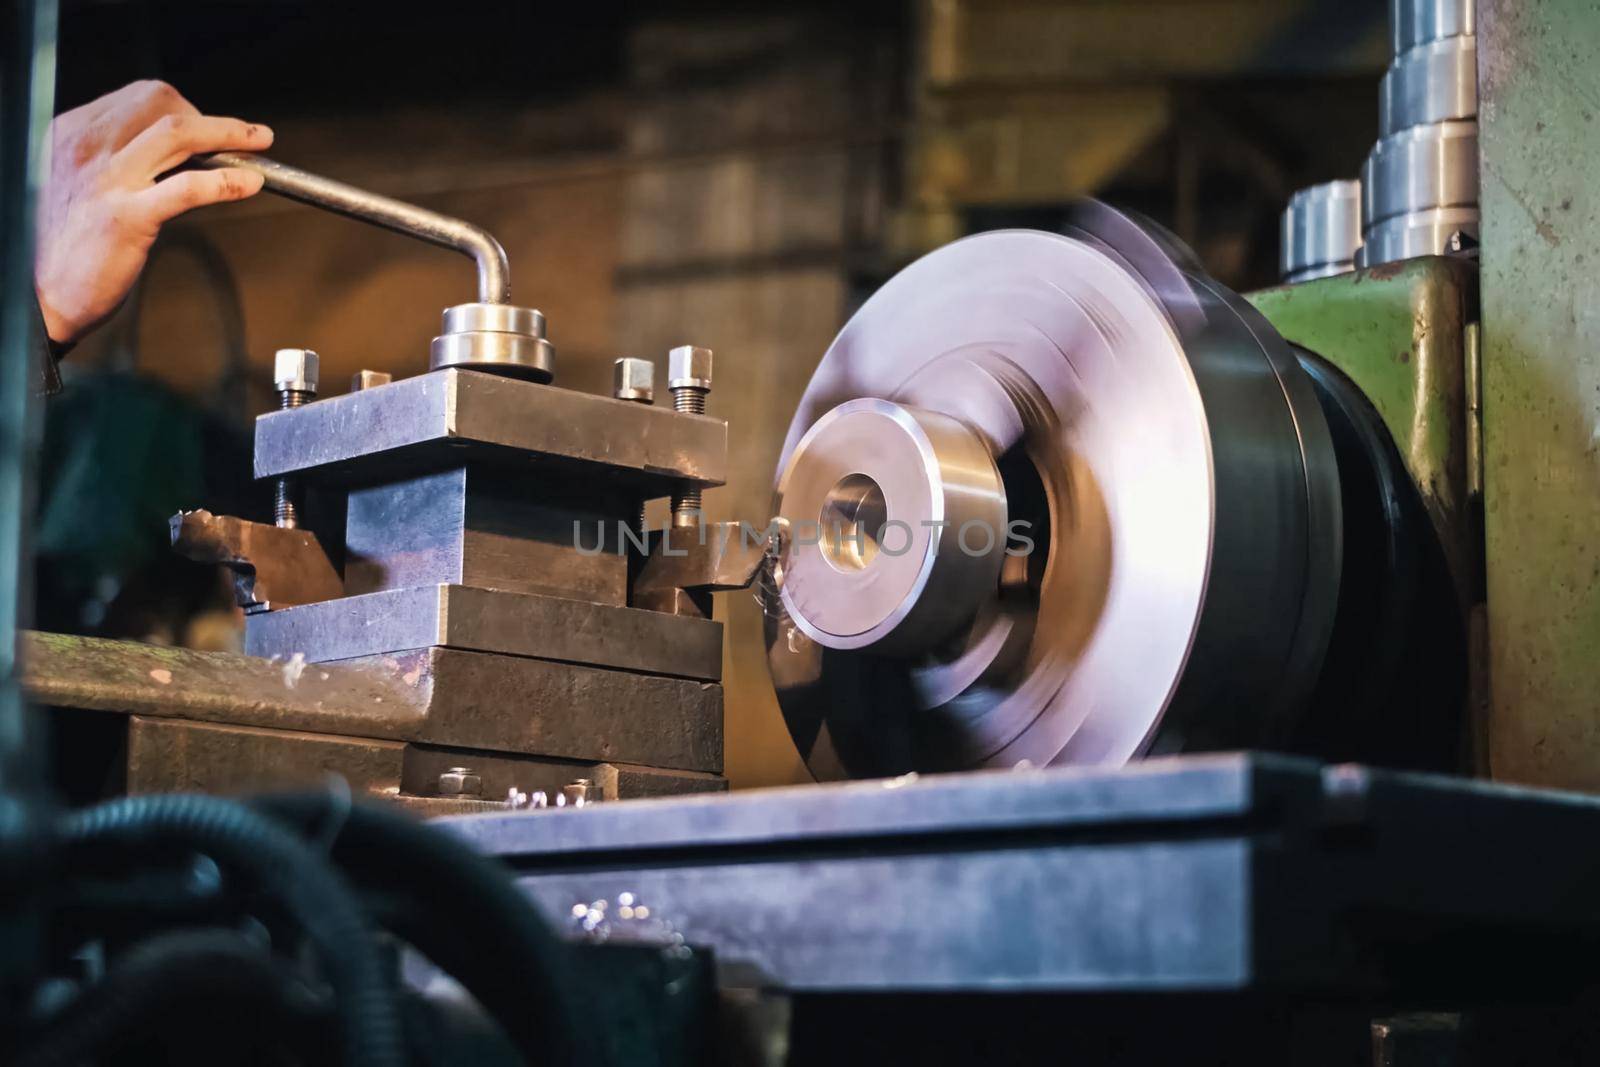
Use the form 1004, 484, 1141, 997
1248, 258, 1479, 610
1479, 0, 1600, 789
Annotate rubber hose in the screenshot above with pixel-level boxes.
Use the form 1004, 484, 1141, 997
16, 927, 330, 1067
254, 796, 599, 1067
60, 794, 403, 1067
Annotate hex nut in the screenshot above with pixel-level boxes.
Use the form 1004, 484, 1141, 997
667, 346, 713, 391
612, 358, 656, 402
273, 348, 321, 394
437, 766, 482, 796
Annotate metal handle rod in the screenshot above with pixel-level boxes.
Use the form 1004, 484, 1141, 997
199, 152, 511, 304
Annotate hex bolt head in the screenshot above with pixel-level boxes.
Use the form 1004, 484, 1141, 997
560, 778, 594, 808
667, 346, 713, 392
273, 348, 321, 395
612, 358, 656, 403
349, 369, 392, 392
437, 766, 482, 797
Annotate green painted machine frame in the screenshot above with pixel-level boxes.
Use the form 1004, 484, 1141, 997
1250, 256, 1481, 606
1249, 256, 1484, 767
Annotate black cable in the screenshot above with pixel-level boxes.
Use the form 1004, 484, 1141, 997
254, 795, 600, 1067
16, 926, 331, 1066
59, 794, 403, 1067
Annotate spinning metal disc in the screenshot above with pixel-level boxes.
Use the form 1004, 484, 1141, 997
765, 209, 1341, 779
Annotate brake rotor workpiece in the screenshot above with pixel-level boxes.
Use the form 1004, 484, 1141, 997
766, 211, 1342, 779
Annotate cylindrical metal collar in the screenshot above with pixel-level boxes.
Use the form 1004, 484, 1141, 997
1281, 180, 1362, 279
1381, 34, 1478, 136
1362, 119, 1479, 228
776, 398, 1007, 656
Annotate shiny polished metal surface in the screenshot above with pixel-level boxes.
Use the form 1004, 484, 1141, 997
1381, 35, 1478, 135
430, 302, 555, 381
1358, 206, 1480, 266
766, 218, 1341, 778
441, 302, 544, 338
612, 358, 655, 402
199, 153, 511, 304
200, 155, 556, 380
1391, 0, 1474, 55
1285, 263, 1355, 284
1362, 120, 1479, 227
776, 398, 1006, 655
1281, 180, 1362, 280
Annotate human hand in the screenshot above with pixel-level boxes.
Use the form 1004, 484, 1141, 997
34, 80, 274, 345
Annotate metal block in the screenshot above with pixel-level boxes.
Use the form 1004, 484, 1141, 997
246, 584, 723, 681
23, 634, 723, 772
400, 748, 724, 804
1247, 256, 1479, 605
451, 755, 1600, 996
170, 509, 342, 612
592, 762, 728, 800
345, 466, 627, 605
254, 368, 727, 495
400, 750, 715, 803
391, 647, 722, 773
21, 631, 424, 739
126, 716, 404, 795
125, 719, 727, 805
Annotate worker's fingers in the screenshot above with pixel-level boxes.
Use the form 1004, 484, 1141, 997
135, 167, 266, 226
104, 80, 202, 151
116, 112, 274, 181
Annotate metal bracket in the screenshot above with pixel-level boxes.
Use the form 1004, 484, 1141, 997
170, 509, 341, 613
634, 521, 767, 618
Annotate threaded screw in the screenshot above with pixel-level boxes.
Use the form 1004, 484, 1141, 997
667, 346, 712, 530
613, 358, 656, 539
271, 349, 319, 530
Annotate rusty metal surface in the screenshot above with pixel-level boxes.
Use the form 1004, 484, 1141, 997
124, 719, 727, 804
24, 632, 722, 773
32, 634, 728, 802
399, 749, 723, 805
593, 762, 728, 800
126, 715, 404, 795
399, 647, 722, 773
1478, 0, 1600, 789
391, 794, 514, 817
253, 368, 728, 494
170, 509, 342, 612
1248, 257, 1479, 606
22, 631, 423, 737
123, 717, 724, 806
246, 584, 725, 681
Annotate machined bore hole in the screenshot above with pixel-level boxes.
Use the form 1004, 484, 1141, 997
820, 473, 888, 573
996, 443, 1051, 602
